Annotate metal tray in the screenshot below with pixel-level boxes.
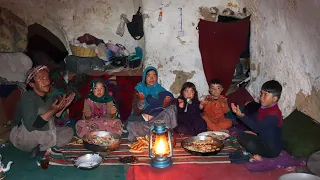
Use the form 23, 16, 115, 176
74, 154, 103, 170
180, 136, 223, 156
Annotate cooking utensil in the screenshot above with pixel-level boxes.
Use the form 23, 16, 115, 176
278, 173, 320, 180
82, 131, 121, 152
181, 136, 223, 156
74, 154, 103, 170
308, 150, 320, 177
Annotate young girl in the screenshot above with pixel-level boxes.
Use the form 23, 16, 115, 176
174, 82, 207, 136
76, 79, 123, 138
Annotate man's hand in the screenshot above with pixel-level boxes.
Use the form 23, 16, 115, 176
178, 98, 184, 108
51, 95, 67, 112
55, 93, 76, 117
231, 103, 245, 117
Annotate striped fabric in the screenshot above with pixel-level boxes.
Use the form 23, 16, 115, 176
46, 135, 240, 166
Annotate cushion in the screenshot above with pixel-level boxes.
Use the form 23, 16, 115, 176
226, 87, 254, 108
282, 109, 320, 158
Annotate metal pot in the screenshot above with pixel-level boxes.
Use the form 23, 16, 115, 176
279, 173, 320, 180
82, 131, 121, 152
181, 136, 223, 156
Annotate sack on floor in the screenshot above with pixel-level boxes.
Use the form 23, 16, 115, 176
282, 110, 320, 158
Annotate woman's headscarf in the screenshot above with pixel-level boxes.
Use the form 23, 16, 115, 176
88, 78, 114, 103
135, 66, 166, 98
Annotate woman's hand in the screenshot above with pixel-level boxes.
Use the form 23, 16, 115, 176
231, 103, 245, 117
162, 96, 171, 108
178, 98, 184, 108
84, 111, 92, 120
136, 92, 145, 102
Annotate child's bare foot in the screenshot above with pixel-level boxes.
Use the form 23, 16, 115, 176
250, 154, 263, 162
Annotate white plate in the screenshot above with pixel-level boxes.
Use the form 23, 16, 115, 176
74, 154, 102, 169
197, 131, 230, 140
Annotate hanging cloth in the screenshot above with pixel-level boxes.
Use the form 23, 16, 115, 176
127, 7, 144, 40
198, 16, 250, 94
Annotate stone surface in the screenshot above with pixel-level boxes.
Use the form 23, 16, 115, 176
0, 53, 33, 82
142, 0, 241, 97
238, 0, 320, 120
0, 0, 140, 53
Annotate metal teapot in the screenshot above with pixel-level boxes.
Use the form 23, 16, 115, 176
0, 154, 13, 179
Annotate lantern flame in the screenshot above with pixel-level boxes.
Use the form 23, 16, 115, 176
154, 134, 169, 156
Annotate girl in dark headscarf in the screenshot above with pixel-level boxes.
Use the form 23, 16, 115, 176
75, 78, 123, 137
174, 82, 207, 135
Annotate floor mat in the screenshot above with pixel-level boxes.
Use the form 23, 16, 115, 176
46, 135, 240, 166
244, 150, 306, 172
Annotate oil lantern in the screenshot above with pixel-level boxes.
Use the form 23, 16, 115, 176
149, 123, 173, 168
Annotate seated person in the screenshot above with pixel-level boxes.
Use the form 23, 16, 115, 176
174, 82, 207, 136
10, 66, 75, 157
231, 80, 283, 160
76, 78, 124, 138
126, 66, 177, 141
201, 79, 232, 131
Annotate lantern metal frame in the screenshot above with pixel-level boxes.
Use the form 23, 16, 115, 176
149, 124, 173, 168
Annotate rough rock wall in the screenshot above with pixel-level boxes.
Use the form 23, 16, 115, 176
142, 0, 242, 98
238, 0, 320, 121
0, 0, 140, 53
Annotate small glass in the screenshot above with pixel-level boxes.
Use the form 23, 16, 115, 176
40, 157, 49, 170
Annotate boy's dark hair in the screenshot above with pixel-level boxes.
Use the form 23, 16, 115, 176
209, 78, 223, 86
178, 82, 199, 100
261, 80, 282, 100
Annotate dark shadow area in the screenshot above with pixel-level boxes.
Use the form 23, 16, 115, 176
25, 23, 68, 68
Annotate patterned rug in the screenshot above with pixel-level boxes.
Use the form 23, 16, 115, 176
45, 135, 240, 166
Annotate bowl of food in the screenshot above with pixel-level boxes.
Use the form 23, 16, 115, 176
82, 131, 121, 152
74, 154, 103, 170
181, 136, 224, 156
197, 131, 230, 141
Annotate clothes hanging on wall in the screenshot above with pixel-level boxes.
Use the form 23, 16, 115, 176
198, 16, 250, 94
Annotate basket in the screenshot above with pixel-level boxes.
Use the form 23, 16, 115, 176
70, 44, 97, 57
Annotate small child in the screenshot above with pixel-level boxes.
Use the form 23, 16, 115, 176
201, 79, 232, 131
76, 78, 123, 138
174, 82, 207, 136
231, 80, 283, 160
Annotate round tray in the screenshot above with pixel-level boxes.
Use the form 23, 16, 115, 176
82, 131, 121, 152
74, 154, 103, 170
180, 136, 223, 156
